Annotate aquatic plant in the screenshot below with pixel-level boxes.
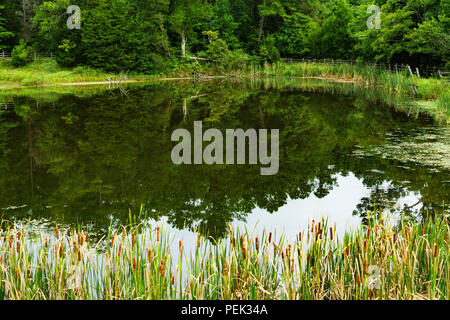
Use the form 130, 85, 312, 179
0, 212, 448, 300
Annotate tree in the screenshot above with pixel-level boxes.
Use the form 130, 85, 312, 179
0, 5, 14, 51
168, 0, 213, 57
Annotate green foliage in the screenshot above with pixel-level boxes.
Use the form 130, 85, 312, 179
1, 0, 449, 71
259, 35, 280, 63
205, 38, 250, 72
11, 40, 32, 67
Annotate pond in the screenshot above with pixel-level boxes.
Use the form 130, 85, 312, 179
0, 78, 449, 241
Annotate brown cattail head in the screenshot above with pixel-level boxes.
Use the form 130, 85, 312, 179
197, 234, 201, 248
55, 226, 60, 239
157, 227, 160, 242
16, 241, 20, 253
78, 250, 82, 262
298, 232, 302, 242
255, 237, 259, 251
434, 240, 438, 258
147, 249, 152, 263
367, 227, 371, 240
73, 241, 77, 252
330, 227, 333, 241
85, 232, 89, 244
132, 258, 137, 270
172, 276, 175, 285
393, 232, 397, 244
159, 259, 165, 276
45, 238, 48, 248
356, 274, 360, 285
311, 220, 315, 233
111, 232, 116, 247
121, 229, 126, 241
363, 239, 367, 250
59, 244, 63, 258
179, 240, 183, 253
131, 233, 136, 248
224, 263, 228, 276
268, 232, 272, 244
242, 246, 247, 260
281, 250, 285, 260
118, 244, 122, 257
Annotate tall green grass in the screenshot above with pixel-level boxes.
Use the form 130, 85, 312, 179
0, 212, 448, 300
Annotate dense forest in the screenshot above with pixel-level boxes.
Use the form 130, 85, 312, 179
0, 0, 449, 73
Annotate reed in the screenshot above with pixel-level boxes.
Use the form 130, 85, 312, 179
0, 211, 448, 300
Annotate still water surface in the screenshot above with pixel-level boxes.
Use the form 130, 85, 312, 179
0, 79, 449, 241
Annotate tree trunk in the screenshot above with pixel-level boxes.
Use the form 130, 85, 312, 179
181, 31, 186, 57
258, 16, 265, 41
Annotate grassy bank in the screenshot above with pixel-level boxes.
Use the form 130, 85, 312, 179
249, 62, 449, 121
0, 213, 448, 300
1, 58, 448, 121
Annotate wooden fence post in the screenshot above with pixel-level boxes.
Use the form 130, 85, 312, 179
407, 65, 414, 76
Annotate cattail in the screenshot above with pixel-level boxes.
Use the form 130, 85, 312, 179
45, 238, 48, 248
73, 241, 77, 252
290, 288, 294, 300
118, 244, 122, 257
356, 274, 360, 285
268, 232, 272, 243
78, 233, 82, 245
242, 246, 247, 260
179, 240, 183, 253
157, 227, 160, 242
291, 258, 295, 273
172, 276, 175, 285
17, 230, 21, 241
367, 227, 371, 239
111, 232, 116, 246
78, 250, 82, 262
298, 232, 302, 242
288, 244, 291, 256
8, 236, 12, 248
198, 234, 201, 248
393, 232, 397, 244
85, 232, 89, 244
159, 259, 165, 276
80, 234, 84, 247
16, 241, 20, 253
434, 240, 438, 258
363, 240, 367, 250
224, 263, 228, 276
255, 237, 259, 251
330, 227, 333, 241
281, 250, 285, 260
297, 248, 301, 257
132, 258, 137, 270
131, 233, 135, 248
59, 244, 63, 258
147, 249, 152, 263
311, 220, 315, 233
55, 226, 60, 239
121, 229, 126, 241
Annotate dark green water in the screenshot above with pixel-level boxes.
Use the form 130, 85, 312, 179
0, 79, 449, 239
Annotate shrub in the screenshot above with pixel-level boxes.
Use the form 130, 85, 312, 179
11, 40, 32, 67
